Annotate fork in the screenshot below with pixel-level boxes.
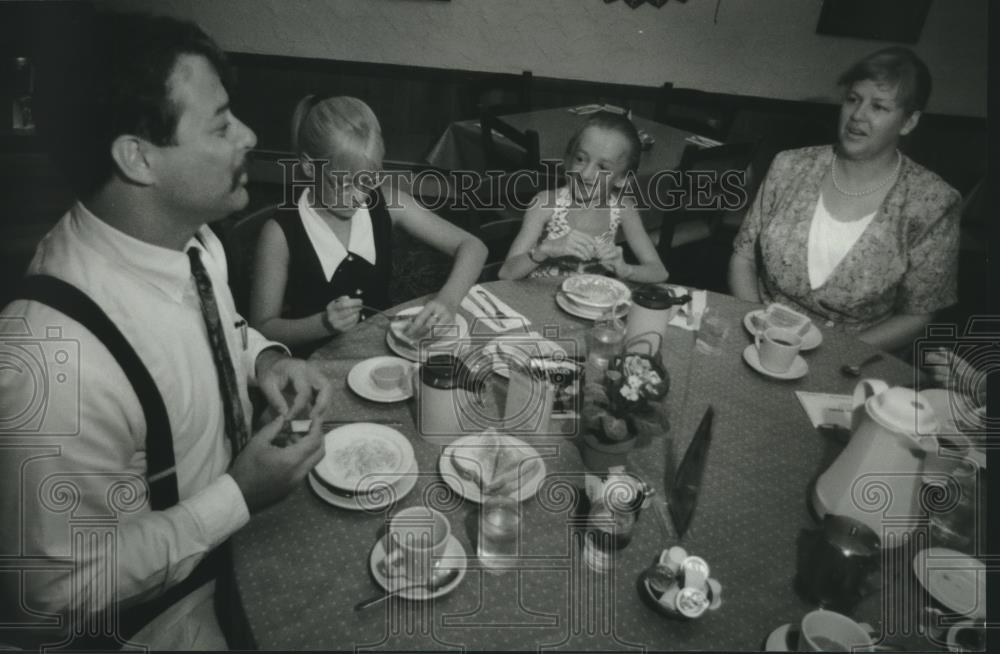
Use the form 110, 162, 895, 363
475, 288, 509, 320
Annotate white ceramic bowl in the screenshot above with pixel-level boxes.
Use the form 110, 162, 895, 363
561, 274, 630, 310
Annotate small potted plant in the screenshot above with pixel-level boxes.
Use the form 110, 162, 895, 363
579, 350, 670, 471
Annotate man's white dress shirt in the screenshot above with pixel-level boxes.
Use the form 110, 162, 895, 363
0, 203, 285, 649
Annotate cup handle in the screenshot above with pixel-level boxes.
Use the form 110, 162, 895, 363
754, 330, 762, 350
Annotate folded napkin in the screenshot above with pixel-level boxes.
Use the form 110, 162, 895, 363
667, 287, 707, 331
795, 391, 853, 429
461, 285, 532, 333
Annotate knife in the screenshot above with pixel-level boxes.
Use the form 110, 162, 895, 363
668, 405, 714, 540
474, 287, 509, 320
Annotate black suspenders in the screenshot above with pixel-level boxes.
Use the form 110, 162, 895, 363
16, 275, 225, 648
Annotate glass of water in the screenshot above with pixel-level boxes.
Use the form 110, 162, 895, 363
695, 308, 730, 355
478, 495, 520, 573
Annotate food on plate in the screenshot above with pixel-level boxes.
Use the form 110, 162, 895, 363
326, 438, 402, 488
562, 274, 629, 308
764, 302, 812, 335
449, 433, 541, 496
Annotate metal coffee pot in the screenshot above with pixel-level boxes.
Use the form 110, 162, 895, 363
812, 380, 940, 545
795, 514, 880, 614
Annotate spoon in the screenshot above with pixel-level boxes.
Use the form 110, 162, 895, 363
840, 353, 883, 377
354, 566, 460, 611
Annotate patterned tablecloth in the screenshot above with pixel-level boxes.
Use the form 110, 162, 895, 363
230, 278, 947, 651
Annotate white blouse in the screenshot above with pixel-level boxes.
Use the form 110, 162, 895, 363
807, 194, 876, 289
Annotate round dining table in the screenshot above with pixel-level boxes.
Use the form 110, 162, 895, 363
228, 278, 950, 651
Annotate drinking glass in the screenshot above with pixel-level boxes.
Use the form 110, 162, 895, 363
478, 495, 520, 573
582, 500, 636, 573
695, 308, 729, 356
586, 313, 625, 382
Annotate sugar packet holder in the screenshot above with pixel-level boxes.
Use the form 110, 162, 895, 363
642, 545, 723, 620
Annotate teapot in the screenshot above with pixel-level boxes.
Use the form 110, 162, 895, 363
812, 380, 939, 546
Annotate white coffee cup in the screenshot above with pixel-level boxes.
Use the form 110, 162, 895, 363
385, 506, 451, 583
798, 609, 873, 652
755, 327, 802, 373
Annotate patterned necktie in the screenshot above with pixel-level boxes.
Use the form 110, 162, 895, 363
187, 247, 250, 455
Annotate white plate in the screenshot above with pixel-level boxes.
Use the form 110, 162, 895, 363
438, 432, 546, 503
313, 423, 415, 492
913, 548, 986, 620
370, 533, 467, 600
555, 291, 629, 320
348, 356, 416, 403
743, 345, 808, 380
743, 309, 822, 351
473, 335, 573, 379
561, 274, 631, 309
308, 459, 418, 511
386, 306, 469, 362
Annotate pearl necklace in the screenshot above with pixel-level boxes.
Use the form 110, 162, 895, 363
831, 150, 901, 197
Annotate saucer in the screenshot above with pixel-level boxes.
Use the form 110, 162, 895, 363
369, 533, 467, 600
744, 309, 822, 351
555, 291, 629, 320
308, 459, 418, 511
764, 623, 796, 651
347, 356, 415, 403
913, 548, 986, 621
743, 345, 808, 380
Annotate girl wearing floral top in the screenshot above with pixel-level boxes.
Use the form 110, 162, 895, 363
729, 47, 960, 353
498, 111, 668, 283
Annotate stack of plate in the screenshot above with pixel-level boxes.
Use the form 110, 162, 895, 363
556, 274, 630, 320
309, 423, 417, 510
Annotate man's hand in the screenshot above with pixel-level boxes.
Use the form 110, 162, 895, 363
230, 415, 325, 513
256, 351, 334, 420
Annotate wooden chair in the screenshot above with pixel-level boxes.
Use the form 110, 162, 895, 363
656, 141, 758, 266
655, 85, 738, 143
475, 217, 525, 283
480, 106, 542, 173
469, 70, 533, 119
220, 203, 282, 316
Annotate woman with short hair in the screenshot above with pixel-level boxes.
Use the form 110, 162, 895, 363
728, 47, 960, 353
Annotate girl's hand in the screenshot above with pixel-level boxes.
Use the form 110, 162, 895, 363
596, 242, 628, 277
407, 298, 456, 337
323, 296, 363, 334
539, 230, 598, 261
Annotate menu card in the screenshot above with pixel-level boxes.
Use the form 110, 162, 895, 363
795, 391, 853, 429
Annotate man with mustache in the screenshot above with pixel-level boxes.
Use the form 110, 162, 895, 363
0, 12, 332, 650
